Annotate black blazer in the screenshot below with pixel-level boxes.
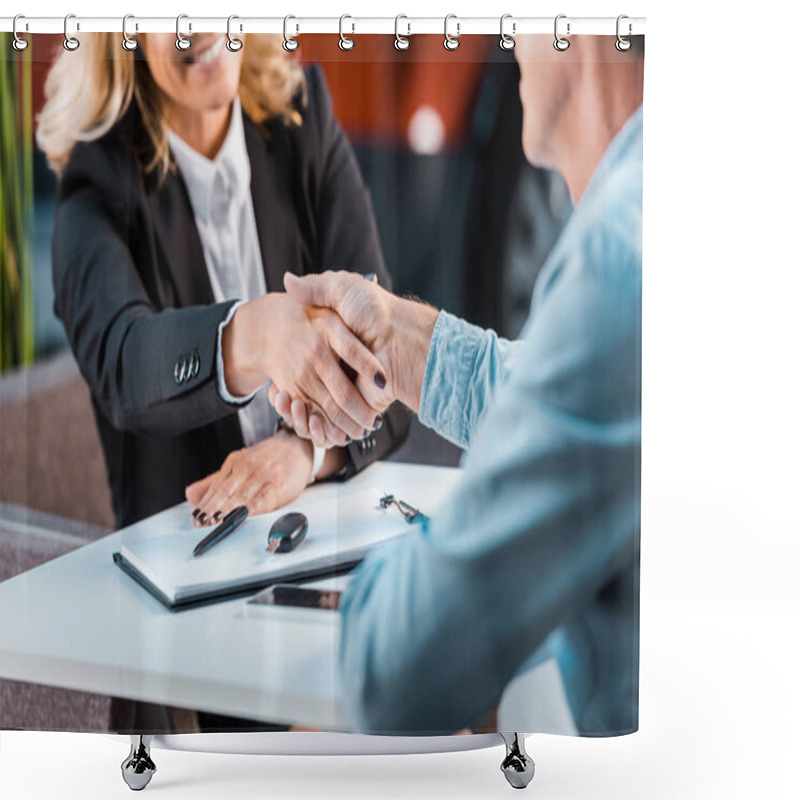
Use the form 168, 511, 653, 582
53, 66, 409, 528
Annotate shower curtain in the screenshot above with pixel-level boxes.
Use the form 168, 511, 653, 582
0, 25, 643, 742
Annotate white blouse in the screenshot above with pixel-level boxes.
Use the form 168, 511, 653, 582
167, 98, 276, 448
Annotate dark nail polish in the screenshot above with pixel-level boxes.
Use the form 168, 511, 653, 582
345, 435, 352, 444
373, 415, 383, 431
374, 371, 387, 389
198, 512, 207, 525
212, 510, 222, 523
192, 508, 200, 519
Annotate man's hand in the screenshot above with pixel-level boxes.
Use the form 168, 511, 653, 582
222, 291, 390, 445
185, 430, 313, 526
271, 271, 439, 446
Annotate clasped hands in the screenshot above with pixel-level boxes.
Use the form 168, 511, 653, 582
269, 271, 439, 448
185, 271, 437, 526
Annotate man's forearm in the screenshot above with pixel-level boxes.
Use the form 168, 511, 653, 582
416, 311, 519, 449
387, 296, 439, 414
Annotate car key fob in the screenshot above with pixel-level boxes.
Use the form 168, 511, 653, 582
267, 512, 308, 554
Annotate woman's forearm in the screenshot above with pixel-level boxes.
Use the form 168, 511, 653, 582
221, 293, 280, 397
84, 302, 241, 437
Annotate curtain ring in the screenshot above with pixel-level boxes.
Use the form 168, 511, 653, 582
499, 14, 515, 51
553, 14, 570, 51
176, 14, 191, 51
283, 15, 299, 51
616, 14, 632, 51
444, 14, 460, 51
12, 15, 29, 51
226, 15, 243, 52
122, 14, 138, 51
394, 14, 410, 51
63, 13, 80, 51
339, 14, 354, 51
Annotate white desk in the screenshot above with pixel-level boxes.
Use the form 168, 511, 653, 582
0, 462, 460, 729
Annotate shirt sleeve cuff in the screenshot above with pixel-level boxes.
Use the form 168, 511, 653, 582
216, 300, 257, 406
307, 445, 327, 485
418, 310, 483, 448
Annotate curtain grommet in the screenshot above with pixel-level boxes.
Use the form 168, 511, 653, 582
339, 14, 355, 51
12, 15, 29, 51
226, 15, 243, 52
176, 14, 191, 51
394, 14, 410, 51
554, 14, 570, 51
616, 15, 632, 51
63, 13, 80, 51
444, 14, 460, 51
283, 15, 299, 51
122, 14, 138, 51
499, 14, 515, 51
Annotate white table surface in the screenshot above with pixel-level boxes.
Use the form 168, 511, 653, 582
0, 462, 461, 729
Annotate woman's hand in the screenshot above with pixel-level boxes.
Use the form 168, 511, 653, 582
222, 291, 391, 445
185, 430, 313, 526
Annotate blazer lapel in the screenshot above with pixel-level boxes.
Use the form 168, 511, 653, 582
146, 169, 215, 308
243, 114, 308, 291
142, 149, 245, 455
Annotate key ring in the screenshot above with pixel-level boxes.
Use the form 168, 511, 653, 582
395, 14, 410, 51
122, 14, 138, 51
283, 15, 299, 51
12, 15, 29, 51
444, 14, 460, 51
554, 14, 570, 51
499, 14, 515, 51
63, 13, 80, 51
379, 494, 428, 525
616, 14, 632, 51
176, 13, 191, 51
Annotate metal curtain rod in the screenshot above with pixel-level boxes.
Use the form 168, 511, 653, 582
0, 16, 646, 36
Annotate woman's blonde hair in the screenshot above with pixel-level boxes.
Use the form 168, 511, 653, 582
37, 33, 305, 179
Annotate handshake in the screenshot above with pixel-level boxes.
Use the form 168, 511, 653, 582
222, 271, 440, 449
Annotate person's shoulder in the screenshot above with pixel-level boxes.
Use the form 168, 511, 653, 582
546, 143, 642, 298
293, 64, 335, 149
300, 64, 333, 121
59, 107, 142, 200
583, 114, 643, 258
531, 147, 642, 345
579, 172, 642, 288
584, 156, 642, 255
250, 63, 332, 163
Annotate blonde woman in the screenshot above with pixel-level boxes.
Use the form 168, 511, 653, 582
38, 32, 407, 733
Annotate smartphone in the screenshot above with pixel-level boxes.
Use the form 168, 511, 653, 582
248, 584, 341, 612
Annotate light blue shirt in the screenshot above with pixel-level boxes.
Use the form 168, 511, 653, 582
339, 108, 643, 736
